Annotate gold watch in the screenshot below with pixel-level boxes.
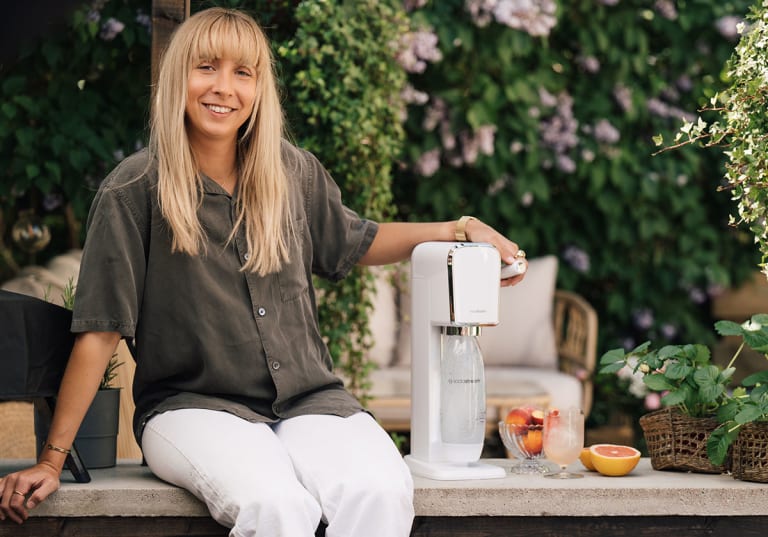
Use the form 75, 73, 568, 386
455, 216, 476, 242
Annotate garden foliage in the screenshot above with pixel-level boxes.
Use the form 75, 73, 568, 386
0, 0, 764, 424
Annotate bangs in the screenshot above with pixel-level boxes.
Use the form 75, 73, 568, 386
190, 13, 262, 69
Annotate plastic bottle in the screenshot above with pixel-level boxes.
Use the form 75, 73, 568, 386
440, 327, 486, 444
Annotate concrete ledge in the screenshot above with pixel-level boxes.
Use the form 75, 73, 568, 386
2, 458, 768, 536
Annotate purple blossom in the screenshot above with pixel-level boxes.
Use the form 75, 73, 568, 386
100, 17, 125, 41
593, 119, 620, 144
577, 55, 601, 74
613, 84, 633, 113
397, 30, 443, 74
689, 287, 707, 305
632, 308, 654, 330
136, 11, 151, 31
493, 0, 557, 37
644, 392, 662, 410
646, 98, 695, 122
414, 149, 441, 177
466, 0, 497, 27
422, 98, 447, 131
660, 323, 678, 339
403, 0, 428, 11
654, 0, 677, 20
715, 15, 743, 40
401, 84, 429, 105
562, 245, 590, 273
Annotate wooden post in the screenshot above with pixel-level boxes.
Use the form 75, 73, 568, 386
151, 0, 190, 90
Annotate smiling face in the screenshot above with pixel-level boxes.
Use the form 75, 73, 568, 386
185, 57, 257, 146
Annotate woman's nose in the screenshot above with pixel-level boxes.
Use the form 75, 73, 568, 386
212, 71, 234, 95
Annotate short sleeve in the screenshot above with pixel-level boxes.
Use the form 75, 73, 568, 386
71, 164, 151, 338
299, 150, 378, 281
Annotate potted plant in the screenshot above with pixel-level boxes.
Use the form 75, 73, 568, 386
706, 316, 768, 482
599, 334, 737, 473
649, 2, 768, 481
35, 279, 124, 468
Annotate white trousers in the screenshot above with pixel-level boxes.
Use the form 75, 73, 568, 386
142, 409, 414, 537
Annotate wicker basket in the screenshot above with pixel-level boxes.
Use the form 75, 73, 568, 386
731, 422, 768, 483
639, 407, 727, 474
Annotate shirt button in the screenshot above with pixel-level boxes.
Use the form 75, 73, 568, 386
257, 307, 267, 316
272, 361, 280, 370
244, 252, 251, 260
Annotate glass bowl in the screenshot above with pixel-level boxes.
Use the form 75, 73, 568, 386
498, 420, 549, 474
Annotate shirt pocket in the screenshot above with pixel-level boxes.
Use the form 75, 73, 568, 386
277, 218, 309, 302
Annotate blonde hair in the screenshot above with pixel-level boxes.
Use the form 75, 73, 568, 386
149, 7, 292, 275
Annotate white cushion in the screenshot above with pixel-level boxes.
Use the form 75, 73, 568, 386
477, 255, 558, 368
367, 266, 399, 368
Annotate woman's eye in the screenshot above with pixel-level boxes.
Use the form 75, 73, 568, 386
236, 69, 253, 77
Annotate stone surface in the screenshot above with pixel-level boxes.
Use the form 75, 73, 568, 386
2, 458, 767, 519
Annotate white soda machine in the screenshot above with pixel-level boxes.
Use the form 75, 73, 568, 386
404, 241, 521, 480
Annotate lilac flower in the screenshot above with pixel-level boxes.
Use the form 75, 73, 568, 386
476, 125, 497, 155
465, 0, 497, 28
403, 0, 428, 12
613, 84, 633, 113
562, 245, 590, 273
493, 0, 557, 37
660, 323, 677, 339
556, 154, 576, 173
422, 98, 447, 131
654, 0, 677, 20
520, 191, 534, 206
689, 287, 707, 305
87, 10, 101, 24
440, 122, 457, 151
414, 149, 441, 177
593, 119, 620, 144
460, 131, 480, 164
136, 11, 151, 31
100, 17, 125, 41
401, 84, 429, 105
581, 149, 595, 162
715, 15, 743, 40
646, 98, 695, 122
509, 141, 525, 154
538, 87, 558, 108
577, 55, 600, 74
397, 31, 443, 74
632, 308, 654, 330
676, 75, 693, 92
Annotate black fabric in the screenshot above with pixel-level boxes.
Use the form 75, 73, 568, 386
0, 289, 75, 398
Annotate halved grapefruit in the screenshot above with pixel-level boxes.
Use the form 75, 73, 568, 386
579, 447, 596, 471
589, 444, 640, 476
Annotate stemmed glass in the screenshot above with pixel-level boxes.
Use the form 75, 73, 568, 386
498, 410, 548, 474
543, 407, 584, 479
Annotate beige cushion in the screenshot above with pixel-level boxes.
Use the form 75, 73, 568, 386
478, 255, 558, 368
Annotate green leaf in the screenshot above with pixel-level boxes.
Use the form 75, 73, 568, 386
665, 362, 693, 380
714, 320, 743, 336
599, 348, 626, 365
644, 374, 674, 391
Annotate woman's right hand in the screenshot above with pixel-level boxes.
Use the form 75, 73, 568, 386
0, 462, 62, 524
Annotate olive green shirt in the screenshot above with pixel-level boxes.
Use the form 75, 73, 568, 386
71, 143, 378, 443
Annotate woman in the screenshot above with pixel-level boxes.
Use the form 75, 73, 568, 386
0, 8, 526, 536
